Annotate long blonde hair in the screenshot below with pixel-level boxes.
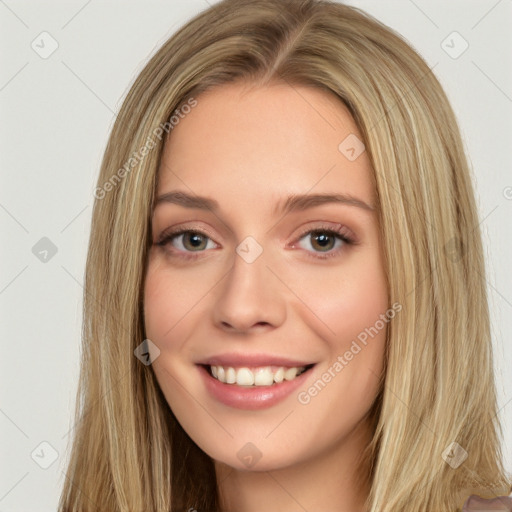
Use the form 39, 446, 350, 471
58, 1, 511, 510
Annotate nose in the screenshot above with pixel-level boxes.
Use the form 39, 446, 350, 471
212, 248, 287, 334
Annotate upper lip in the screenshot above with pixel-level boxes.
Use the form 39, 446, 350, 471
197, 353, 315, 368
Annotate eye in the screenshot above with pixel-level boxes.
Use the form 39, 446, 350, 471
293, 225, 355, 258
157, 229, 217, 252
155, 225, 355, 260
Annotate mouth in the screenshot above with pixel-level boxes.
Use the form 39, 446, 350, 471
202, 363, 315, 387
197, 361, 316, 410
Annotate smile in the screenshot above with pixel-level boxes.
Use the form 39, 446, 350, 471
197, 359, 316, 410
208, 364, 312, 386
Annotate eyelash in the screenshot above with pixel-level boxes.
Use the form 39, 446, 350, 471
293, 224, 355, 260
155, 224, 356, 261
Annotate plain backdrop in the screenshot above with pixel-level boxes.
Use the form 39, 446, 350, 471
0, 1, 511, 510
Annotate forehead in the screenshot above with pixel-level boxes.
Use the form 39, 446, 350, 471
157, 81, 375, 208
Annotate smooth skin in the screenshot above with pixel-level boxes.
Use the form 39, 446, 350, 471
144, 81, 389, 512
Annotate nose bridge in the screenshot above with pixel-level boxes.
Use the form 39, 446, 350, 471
213, 238, 285, 331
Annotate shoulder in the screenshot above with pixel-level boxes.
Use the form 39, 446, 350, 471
462, 493, 512, 511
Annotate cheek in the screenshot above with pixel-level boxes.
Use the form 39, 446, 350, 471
143, 267, 173, 341
294, 287, 388, 450
286, 248, 388, 412
143, 264, 197, 408
143, 258, 208, 344
287, 250, 389, 346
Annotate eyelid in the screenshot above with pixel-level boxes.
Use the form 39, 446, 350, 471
290, 221, 357, 245
155, 223, 219, 246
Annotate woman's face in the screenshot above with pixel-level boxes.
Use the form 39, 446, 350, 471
144, 81, 389, 472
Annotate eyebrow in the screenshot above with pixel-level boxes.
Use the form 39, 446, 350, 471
154, 191, 375, 214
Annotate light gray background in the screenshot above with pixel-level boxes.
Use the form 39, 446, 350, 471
0, 1, 511, 510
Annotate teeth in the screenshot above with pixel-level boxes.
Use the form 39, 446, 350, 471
226, 367, 236, 384
236, 368, 254, 386
209, 365, 308, 386
254, 368, 274, 386
284, 367, 298, 380
273, 367, 284, 383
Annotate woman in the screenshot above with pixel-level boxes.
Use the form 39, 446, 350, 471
58, 0, 511, 510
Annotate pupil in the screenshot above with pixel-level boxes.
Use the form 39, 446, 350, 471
186, 233, 205, 250
312, 232, 334, 251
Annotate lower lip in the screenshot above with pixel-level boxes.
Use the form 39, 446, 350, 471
198, 365, 314, 410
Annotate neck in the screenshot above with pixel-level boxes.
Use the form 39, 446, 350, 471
215, 419, 373, 512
